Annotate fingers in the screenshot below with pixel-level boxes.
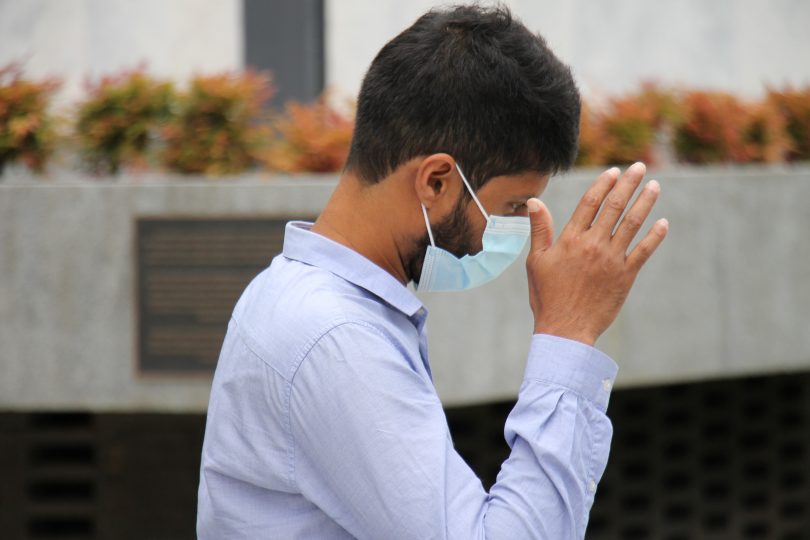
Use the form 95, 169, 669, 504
592, 162, 646, 235
626, 218, 669, 271
612, 179, 661, 251
527, 198, 554, 253
565, 167, 620, 233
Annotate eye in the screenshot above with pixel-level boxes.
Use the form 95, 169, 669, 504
510, 202, 527, 212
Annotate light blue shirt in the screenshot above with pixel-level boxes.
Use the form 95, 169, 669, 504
197, 221, 618, 539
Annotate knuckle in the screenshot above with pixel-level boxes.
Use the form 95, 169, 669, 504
580, 192, 600, 208
636, 242, 652, 259
526, 252, 545, 272
583, 238, 602, 257
624, 213, 644, 229
606, 194, 626, 211
560, 231, 578, 248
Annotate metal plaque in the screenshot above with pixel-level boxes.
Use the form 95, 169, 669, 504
136, 218, 295, 374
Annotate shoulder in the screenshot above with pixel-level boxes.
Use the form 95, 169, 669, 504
230, 255, 416, 378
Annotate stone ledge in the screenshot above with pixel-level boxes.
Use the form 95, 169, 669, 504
2, 166, 809, 410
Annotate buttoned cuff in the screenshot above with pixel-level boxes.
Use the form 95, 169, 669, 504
524, 334, 619, 412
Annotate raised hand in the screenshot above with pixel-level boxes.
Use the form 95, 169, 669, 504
525, 162, 669, 346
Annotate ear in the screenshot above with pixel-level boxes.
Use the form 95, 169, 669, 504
413, 153, 459, 212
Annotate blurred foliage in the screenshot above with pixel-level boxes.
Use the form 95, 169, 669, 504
575, 101, 606, 167
76, 69, 175, 174
3, 62, 810, 177
161, 71, 273, 175
769, 87, 810, 162
601, 96, 658, 165
674, 91, 753, 164
0, 63, 60, 173
744, 99, 791, 163
262, 94, 354, 173
600, 83, 682, 166
580, 84, 810, 167
673, 90, 793, 165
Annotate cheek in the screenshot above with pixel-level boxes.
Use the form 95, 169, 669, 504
466, 213, 488, 252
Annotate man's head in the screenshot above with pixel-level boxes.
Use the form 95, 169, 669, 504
345, 4, 581, 191
319, 5, 580, 286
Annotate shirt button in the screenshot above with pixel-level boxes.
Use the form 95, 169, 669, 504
588, 479, 597, 493
602, 379, 613, 392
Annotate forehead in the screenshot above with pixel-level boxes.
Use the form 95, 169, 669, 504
477, 171, 550, 199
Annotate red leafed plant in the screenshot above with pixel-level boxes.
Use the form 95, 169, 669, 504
75, 68, 175, 174
744, 99, 791, 163
768, 86, 810, 162
162, 71, 274, 175
674, 91, 754, 164
0, 63, 60, 174
262, 93, 355, 173
575, 101, 607, 167
600, 83, 682, 166
600, 96, 657, 165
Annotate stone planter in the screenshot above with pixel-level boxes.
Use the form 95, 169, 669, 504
2, 165, 809, 411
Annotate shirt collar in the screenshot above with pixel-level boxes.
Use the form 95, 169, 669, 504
281, 221, 425, 319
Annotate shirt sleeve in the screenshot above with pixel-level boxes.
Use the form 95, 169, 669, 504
289, 323, 618, 540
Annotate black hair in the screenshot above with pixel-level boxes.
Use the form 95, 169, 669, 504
345, 4, 581, 190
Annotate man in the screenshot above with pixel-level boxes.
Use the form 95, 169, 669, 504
197, 5, 668, 539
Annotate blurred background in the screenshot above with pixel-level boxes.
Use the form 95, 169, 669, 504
1, 1, 809, 539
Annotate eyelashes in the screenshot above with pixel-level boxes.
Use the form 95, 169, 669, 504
510, 202, 528, 212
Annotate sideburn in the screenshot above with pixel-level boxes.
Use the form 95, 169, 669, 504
406, 196, 474, 285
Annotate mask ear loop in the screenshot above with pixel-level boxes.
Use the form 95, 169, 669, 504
455, 163, 490, 221
421, 204, 436, 247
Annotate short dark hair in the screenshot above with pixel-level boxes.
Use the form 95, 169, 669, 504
345, 4, 581, 190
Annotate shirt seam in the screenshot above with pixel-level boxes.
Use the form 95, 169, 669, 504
282, 223, 424, 317
215, 318, 300, 493
285, 319, 403, 492
523, 376, 606, 410
581, 403, 606, 535
230, 315, 370, 493
230, 318, 292, 382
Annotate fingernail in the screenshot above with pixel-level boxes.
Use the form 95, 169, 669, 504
629, 162, 646, 174
527, 198, 542, 213
607, 166, 620, 177
657, 218, 669, 230
646, 179, 660, 193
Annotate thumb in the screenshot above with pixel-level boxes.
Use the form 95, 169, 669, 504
527, 198, 553, 253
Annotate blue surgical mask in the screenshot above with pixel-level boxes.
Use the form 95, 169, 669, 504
417, 164, 530, 292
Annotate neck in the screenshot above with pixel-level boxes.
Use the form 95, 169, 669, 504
312, 171, 414, 285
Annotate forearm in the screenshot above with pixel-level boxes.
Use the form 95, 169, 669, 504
292, 327, 617, 539
482, 334, 617, 538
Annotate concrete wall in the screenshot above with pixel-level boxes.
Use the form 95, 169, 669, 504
3, 0, 808, 108
326, 0, 810, 100
1, 166, 809, 411
0, 0, 242, 106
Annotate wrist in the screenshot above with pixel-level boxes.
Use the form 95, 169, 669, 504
533, 324, 597, 347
